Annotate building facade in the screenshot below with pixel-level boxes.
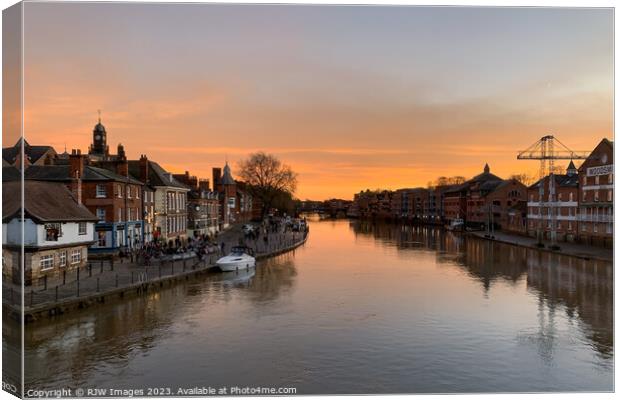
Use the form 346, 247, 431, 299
3, 181, 98, 285
128, 156, 190, 245
527, 163, 579, 242
577, 139, 613, 247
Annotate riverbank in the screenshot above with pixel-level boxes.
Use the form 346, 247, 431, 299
467, 230, 612, 262
3, 224, 309, 323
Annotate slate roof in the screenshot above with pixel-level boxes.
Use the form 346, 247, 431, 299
3, 180, 98, 223
23, 165, 143, 185
2, 138, 56, 165
221, 163, 235, 185
127, 160, 189, 189
529, 174, 579, 190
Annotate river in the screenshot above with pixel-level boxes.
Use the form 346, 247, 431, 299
6, 216, 613, 394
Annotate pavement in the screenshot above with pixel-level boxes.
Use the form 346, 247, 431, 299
469, 230, 613, 262
3, 222, 308, 309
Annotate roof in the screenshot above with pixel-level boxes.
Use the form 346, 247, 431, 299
3, 166, 20, 182
2, 138, 56, 165
23, 165, 143, 185
221, 162, 235, 185
3, 180, 98, 223
578, 138, 614, 172
127, 160, 189, 189
529, 174, 579, 190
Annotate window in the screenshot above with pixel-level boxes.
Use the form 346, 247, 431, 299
98, 231, 107, 247
96, 184, 107, 198
609, 174, 613, 184
96, 208, 106, 222
40, 255, 54, 270
529, 194, 534, 202
558, 193, 562, 201
595, 176, 600, 185
117, 184, 123, 198
594, 190, 599, 202
127, 186, 132, 198
78, 222, 87, 235
136, 188, 140, 199
71, 249, 81, 264
59, 251, 67, 267
593, 223, 598, 233
583, 176, 587, 185
118, 208, 123, 222
45, 223, 62, 241
582, 191, 587, 202
568, 222, 572, 231
607, 190, 612, 202
569, 192, 574, 202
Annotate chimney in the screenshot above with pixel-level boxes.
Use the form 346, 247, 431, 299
69, 149, 84, 204
116, 159, 129, 177
213, 167, 222, 188
198, 179, 210, 192
139, 154, 149, 184
117, 143, 126, 160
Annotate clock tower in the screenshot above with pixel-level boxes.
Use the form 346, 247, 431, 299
88, 110, 109, 160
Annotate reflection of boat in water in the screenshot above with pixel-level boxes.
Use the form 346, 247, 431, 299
219, 268, 256, 286
445, 218, 464, 232
216, 246, 256, 272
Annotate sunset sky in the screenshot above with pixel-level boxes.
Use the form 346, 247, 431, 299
8, 4, 613, 200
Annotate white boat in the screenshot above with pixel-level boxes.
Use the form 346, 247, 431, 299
216, 246, 256, 272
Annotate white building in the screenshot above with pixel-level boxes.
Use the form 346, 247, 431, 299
2, 180, 98, 286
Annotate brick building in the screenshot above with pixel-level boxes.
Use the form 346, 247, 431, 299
174, 171, 221, 237
577, 138, 613, 247
527, 163, 579, 242
128, 156, 190, 245
20, 150, 144, 253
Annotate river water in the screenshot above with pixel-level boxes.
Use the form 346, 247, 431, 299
9, 217, 614, 394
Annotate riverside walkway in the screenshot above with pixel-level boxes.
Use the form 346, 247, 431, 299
468, 230, 612, 262
3, 223, 309, 322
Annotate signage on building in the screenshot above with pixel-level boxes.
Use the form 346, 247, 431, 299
587, 164, 613, 177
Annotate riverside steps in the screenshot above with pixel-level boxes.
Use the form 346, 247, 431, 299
3, 223, 309, 323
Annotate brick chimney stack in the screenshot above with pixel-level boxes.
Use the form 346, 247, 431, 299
116, 159, 129, 177
139, 154, 149, 184
69, 149, 84, 204
198, 179, 210, 192
212, 168, 222, 189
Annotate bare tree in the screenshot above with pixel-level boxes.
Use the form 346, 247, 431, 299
238, 152, 298, 218
509, 173, 538, 186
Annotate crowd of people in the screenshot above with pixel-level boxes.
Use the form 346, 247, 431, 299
118, 216, 309, 267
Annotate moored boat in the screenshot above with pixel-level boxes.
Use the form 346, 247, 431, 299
216, 246, 256, 271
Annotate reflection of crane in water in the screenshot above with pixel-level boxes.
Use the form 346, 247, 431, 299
517, 136, 588, 246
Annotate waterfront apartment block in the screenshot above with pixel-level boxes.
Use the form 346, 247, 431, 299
2, 181, 98, 285
577, 139, 613, 247
526, 164, 579, 242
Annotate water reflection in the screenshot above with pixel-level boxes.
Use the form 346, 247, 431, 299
350, 220, 613, 361
16, 219, 613, 393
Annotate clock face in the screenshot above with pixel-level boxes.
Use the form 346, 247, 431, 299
95, 134, 101, 140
